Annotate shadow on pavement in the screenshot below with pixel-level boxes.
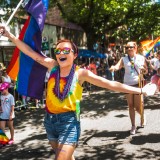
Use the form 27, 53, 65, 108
81, 90, 128, 118
0, 89, 160, 159
130, 134, 160, 145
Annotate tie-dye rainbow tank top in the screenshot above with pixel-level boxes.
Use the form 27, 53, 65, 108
46, 66, 83, 114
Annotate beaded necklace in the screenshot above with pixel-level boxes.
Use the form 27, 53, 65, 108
128, 55, 136, 75
54, 64, 76, 101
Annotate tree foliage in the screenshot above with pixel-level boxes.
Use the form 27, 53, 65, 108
0, 0, 160, 48
53, 0, 160, 48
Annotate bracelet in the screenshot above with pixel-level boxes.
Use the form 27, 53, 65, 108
141, 88, 142, 95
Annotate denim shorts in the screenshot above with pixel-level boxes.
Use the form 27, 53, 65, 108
44, 111, 80, 145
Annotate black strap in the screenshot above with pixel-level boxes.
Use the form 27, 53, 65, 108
128, 55, 139, 75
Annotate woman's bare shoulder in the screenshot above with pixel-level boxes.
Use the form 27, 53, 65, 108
44, 58, 58, 71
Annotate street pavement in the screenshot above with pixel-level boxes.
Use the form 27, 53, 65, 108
0, 89, 160, 160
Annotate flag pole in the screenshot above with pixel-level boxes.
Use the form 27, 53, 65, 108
139, 70, 144, 127
6, 0, 24, 26
0, 0, 24, 36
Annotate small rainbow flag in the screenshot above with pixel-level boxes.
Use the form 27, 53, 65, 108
7, 0, 49, 99
0, 129, 9, 145
141, 36, 160, 57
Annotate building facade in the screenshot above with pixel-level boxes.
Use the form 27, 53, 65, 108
0, 6, 87, 68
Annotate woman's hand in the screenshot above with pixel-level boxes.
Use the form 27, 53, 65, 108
139, 65, 147, 74
109, 65, 115, 72
0, 26, 10, 37
9, 115, 12, 120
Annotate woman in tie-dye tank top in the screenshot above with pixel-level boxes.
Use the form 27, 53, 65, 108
0, 26, 150, 160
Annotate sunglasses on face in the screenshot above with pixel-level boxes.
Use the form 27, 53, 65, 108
54, 47, 74, 55
126, 46, 135, 49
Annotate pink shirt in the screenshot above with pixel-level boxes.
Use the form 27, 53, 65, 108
151, 74, 160, 90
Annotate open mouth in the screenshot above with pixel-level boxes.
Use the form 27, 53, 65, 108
59, 57, 67, 61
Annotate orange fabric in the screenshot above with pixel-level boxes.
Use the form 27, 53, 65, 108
88, 63, 97, 75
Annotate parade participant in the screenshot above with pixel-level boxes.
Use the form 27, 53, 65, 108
2, 69, 15, 95
88, 58, 97, 75
0, 27, 149, 160
149, 52, 158, 75
0, 82, 15, 145
151, 67, 160, 85
150, 50, 160, 75
110, 41, 148, 135
143, 67, 160, 95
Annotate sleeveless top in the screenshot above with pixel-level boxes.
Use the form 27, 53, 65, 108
46, 66, 83, 114
2, 76, 11, 83
122, 54, 145, 86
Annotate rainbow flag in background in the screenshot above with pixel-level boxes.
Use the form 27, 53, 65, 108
141, 36, 160, 57
7, 0, 49, 99
154, 38, 160, 48
0, 129, 9, 145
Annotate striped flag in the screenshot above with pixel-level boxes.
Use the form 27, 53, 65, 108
141, 36, 160, 57
0, 129, 9, 145
7, 0, 49, 99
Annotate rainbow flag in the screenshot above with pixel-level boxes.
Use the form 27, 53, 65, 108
0, 129, 9, 145
141, 36, 160, 57
7, 0, 49, 99
154, 37, 160, 48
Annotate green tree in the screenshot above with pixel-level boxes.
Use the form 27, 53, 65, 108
1, 0, 160, 48
53, 0, 160, 48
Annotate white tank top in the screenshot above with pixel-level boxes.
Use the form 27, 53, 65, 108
122, 54, 145, 85
2, 76, 11, 83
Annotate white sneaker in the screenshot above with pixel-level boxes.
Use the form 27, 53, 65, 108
130, 126, 136, 135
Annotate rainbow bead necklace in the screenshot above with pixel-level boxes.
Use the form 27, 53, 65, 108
54, 64, 76, 101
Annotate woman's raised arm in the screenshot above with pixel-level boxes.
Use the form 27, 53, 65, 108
0, 26, 57, 71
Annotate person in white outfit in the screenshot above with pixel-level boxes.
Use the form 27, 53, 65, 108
2, 69, 15, 96
110, 41, 148, 135
2, 69, 11, 84
150, 51, 160, 75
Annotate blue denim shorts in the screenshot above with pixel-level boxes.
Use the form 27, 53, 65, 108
44, 111, 81, 145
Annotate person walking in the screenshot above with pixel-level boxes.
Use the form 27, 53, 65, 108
110, 41, 148, 135
150, 50, 160, 75
0, 82, 15, 145
0, 27, 149, 160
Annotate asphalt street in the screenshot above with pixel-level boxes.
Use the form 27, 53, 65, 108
0, 89, 160, 160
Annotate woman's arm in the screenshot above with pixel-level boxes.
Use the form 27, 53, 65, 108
1, 77, 5, 83
0, 26, 57, 71
9, 105, 14, 120
78, 69, 145, 95
139, 58, 148, 75
143, 59, 148, 75
109, 58, 124, 72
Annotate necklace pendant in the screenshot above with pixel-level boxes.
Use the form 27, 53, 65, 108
130, 69, 134, 76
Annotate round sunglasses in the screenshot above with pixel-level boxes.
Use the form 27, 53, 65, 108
54, 47, 74, 55
126, 46, 135, 49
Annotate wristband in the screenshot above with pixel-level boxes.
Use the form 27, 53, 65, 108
141, 88, 142, 95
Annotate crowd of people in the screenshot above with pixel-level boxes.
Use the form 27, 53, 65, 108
0, 25, 160, 159
80, 48, 160, 82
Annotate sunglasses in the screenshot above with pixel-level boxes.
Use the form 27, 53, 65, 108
126, 46, 135, 49
54, 47, 74, 55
